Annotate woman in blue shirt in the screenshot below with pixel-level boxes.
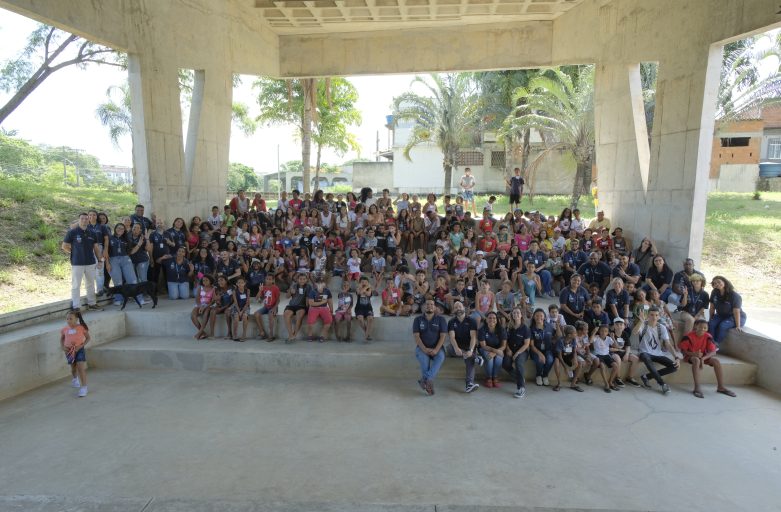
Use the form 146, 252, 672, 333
107, 223, 140, 306
478, 312, 507, 389
708, 276, 746, 345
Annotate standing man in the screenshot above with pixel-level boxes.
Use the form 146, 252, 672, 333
86, 209, 109, 295
459, 167, 476, 216
448, 301, 481, 393
506, 167, 525, 211
62, 213, 103, 312
229, 189, 250, 217
413, 299, 449, 395
130, 204, 153, 233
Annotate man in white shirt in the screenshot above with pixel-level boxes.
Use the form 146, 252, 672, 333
632, 306, 680, 395
459, 168, 476, 216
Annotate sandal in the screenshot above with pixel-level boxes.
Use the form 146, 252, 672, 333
307, 336, 315, 342
552, 385, 560, 392
570, 385, 584, 392
603, 387, 612, 393
317, 336, 325, 343
717, 388, 737, 397
693, 390, 704, 399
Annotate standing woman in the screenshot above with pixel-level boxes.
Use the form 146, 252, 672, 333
129, 223, 151, 285
478, 311, 507, 389
165, 218, 188, 253
107, 223, 141, 306
503, 307, 531, 398
529, 308, 556, 386
708, 276, 747, 345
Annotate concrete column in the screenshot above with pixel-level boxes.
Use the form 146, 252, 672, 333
595, 47, 721, 266
128, 53, 233, 225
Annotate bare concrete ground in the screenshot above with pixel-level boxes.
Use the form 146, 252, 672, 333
0, 370, 779, 512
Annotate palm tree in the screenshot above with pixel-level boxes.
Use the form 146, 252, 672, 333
505, 66, 595, 209
393, 73, 480, 194
474, 70, 537, 178
95, 84, 132, 148
717, 32, 781, 120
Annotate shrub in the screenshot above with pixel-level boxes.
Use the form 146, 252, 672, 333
8, 247, 26, 264
42, 238, 60, 255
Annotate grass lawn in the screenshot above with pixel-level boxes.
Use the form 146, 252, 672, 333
1, 180, 778, 312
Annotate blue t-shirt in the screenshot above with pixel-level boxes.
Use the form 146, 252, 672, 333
507, 324, 530, 353
559, 286, 590, 315
165, 258, 190, 283
710, 290, 743, 317
584, 310, 610, 330
605, 289, 630, 319
307, 287, 332, 304
530, 323, 554, 352
413, 314, 448, 348
523, 251, 547, 267
447, 316, 477, 349
63, 227, 97, 266
577, 261, 612, 286
478, 324, 507, 349
148, 231, 170, 261
108, 235, 129, 258
563, 250, 587, 270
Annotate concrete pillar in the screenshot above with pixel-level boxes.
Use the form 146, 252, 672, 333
128, 53, 233, 225
595, 46, 721, 266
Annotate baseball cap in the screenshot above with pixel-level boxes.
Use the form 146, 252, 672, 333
613, 317, 625, 324
476, 250, 485, 256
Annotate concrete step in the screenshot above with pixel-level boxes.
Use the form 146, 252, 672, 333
90, 336, 757, 387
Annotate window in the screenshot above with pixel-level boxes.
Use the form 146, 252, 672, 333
457, 151, 483, 166
768, 138, 781, 160
490, 151, 505, 168
720, 137, 750, 147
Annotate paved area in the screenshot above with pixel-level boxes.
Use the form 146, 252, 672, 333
0, 371, 779, 512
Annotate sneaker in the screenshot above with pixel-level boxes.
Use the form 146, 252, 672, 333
70, 306, 81, 313
584, 377, 594, 386
465, 383, 479, 393
610, 383, 620, 391
71, 377, 80, 388
626, 377, 641, 388
614, 378, 625, 388
425, 380, 435, 396
78, 386, 88, 397
661, 383, 671, 395
475, 355, 484, 367
514, 387, 527, 399
535, 376, 543, 386
86, 304, 103, 311
640, 375, 651, 389
542, 377, 550, 386
418, 379, 427, 394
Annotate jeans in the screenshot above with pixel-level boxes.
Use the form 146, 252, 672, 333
95, 243, 105, 293
537, 270, 553, 294
503, 351, 528, 388
531, 351, 554, 378
479, 348, 503, 379
708, 312, 747, 345
462, 354, 477, 385
71, 264, 97, 308
167, 281, 190, 300
108, 255, 138, 304
134, 260, 149, 283
415, 346, 445, 382
639, 353, 677, 385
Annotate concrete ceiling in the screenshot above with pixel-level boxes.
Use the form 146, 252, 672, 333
252, 0, 585, 34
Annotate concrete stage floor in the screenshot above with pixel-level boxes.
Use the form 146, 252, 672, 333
0, 370, 779, 512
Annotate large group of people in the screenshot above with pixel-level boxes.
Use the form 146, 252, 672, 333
62, 174, 747, 399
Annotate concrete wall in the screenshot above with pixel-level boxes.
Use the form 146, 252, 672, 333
709, 164, 760, 192
353, 161, 394, 192
0, 304, 126, 402
723, 330, 781, 396
757, 177, 781, 192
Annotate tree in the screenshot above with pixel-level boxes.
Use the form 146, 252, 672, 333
0, 133, 44, 176
505, 66, 595, 209
392, 74, 480, 194
716, 33, 781, 120
0, 24, 121, 126
227, 162, 259, 192
254, 77, 359, 194
475, 70, 538, 180
311, 78, 361, 185
95, 83, 132, 148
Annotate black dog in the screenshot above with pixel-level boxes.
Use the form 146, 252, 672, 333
107, 282, 158, 310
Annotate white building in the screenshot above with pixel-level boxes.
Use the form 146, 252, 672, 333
102, 165, 133, 185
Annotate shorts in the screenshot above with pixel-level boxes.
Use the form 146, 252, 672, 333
66, 347, 86, 365
596, 354, 615, 367
285, 304, 307, 314
256, 305, 276, 315
509, 193, 521, 204
559, 352, 575, 367
462, 190, 474, 201
231, 305, 250, 317
613, 349, 627, 359
382, 302, 399, 315
348, 272, 361, 281
334, 310, 352, 322
307, 306, 333, 325
333, 269, 345, 277
355, 305, 374, 317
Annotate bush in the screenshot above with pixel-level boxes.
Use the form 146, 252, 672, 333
42, 238, 60, 255
8, 247, 26, 264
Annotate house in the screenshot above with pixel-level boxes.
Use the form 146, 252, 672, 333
101, 165, 133, 185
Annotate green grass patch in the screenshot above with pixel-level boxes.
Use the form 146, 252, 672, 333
42, 238, 60, 255
8, 247, 26, 264
50, 260, 70, 280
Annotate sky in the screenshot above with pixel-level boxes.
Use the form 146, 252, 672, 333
0, 7, 418, 173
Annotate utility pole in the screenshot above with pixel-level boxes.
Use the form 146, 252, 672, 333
375, 130, 379, 162
62, 146, 67, 186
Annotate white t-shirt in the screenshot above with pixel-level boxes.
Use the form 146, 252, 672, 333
592, 335, 614, 356
461, 175, 475, 190
636, 322, 671, 357
347, 257, 361, 274
207, 214, 222, 229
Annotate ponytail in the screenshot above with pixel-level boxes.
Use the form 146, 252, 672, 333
69, 310, 89, 331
